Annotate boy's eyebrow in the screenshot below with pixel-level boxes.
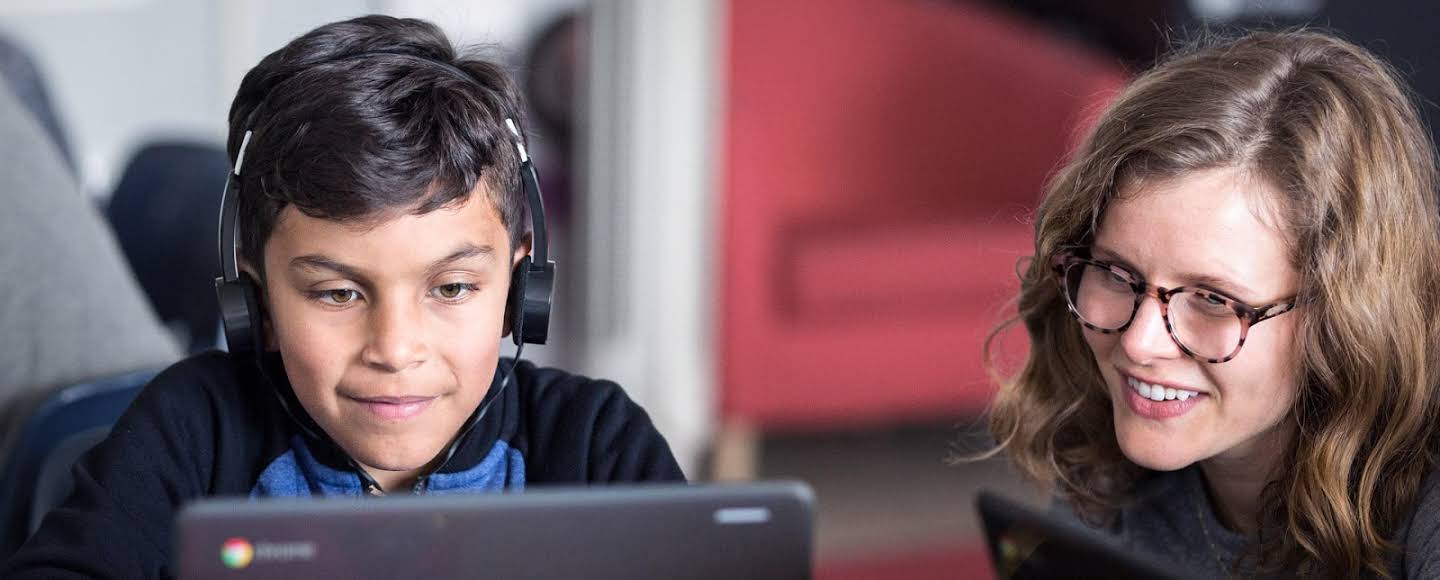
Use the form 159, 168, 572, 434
289, 254, 368, 281
288, 243, 497, 280
425, 243, 496, 275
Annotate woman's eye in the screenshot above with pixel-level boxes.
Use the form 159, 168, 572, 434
1101, 266, 1132, 288
433, 283, 477, 300
1196, 293, 1233, 314
317, 289, 359, 305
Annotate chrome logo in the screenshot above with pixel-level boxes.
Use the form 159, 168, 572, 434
221, 537, 254, 569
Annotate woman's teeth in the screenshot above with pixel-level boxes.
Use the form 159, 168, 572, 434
1127, 376, 1200, 402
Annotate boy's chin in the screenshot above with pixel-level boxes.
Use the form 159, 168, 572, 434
344, 441, 446, 474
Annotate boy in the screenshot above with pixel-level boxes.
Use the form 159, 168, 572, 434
4, 15, 684, 578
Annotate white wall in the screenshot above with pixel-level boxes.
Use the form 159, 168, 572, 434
580, 0, 721, 476
380, 0, 579, 50
0, 0, 578, 197
0, 0, 231, 195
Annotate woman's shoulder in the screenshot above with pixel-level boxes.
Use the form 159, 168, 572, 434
1398, 465, 1440, 578
1403, 465, 1440, 530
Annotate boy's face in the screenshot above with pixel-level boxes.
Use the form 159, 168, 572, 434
254, 188, 525, 488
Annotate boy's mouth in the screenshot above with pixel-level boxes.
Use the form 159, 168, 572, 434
347, 395, 438, 421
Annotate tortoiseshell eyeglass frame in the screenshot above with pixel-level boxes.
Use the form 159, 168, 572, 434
1050, 250, 1298, 364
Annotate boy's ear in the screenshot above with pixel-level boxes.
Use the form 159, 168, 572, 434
511, 232, 533, 270
502, 233, 534, 340
237, 259, 278, 351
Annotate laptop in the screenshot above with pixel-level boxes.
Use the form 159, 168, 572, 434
975, 490, 1201, 580
175, 481, 814, 580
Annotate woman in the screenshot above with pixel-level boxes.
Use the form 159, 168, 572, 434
983, 29, 1440, 578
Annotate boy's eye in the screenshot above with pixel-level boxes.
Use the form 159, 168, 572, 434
433, 283, 477, 301
318, 289, 360, 305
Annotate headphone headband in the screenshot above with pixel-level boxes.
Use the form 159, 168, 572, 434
216, 130, 251, 285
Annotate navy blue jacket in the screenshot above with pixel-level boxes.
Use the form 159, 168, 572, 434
3, 351, 685, 578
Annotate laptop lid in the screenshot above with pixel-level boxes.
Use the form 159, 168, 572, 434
175, 481, 814, 580
975, 490, 1201, 580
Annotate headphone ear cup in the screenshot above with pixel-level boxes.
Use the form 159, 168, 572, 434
216, 274, 262, 354
520, 260, 555, 345
505, 256, 531, 346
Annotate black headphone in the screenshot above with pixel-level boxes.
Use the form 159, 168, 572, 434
213, 109, 555, 354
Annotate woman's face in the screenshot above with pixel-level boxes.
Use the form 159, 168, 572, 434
1082, 167, 1301, 472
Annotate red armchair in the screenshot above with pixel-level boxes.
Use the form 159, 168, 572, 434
715, 0, 1127, 476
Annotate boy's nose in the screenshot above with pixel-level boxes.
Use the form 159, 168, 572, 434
362, 301, 430, 372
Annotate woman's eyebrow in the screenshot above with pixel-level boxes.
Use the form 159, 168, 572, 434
1088, 246, 1141, 273
1173, 270, 1259, 299
1091, 245, 1258, 298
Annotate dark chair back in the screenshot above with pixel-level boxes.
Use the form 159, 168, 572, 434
106, 142, 228, 352
0, 368, 155, 558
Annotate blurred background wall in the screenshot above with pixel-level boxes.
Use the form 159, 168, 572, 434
0, 0, 583, 196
